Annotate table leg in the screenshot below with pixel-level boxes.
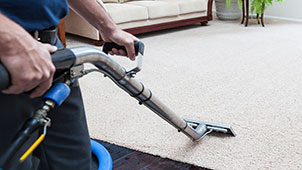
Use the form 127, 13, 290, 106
241, 0, 245, 24
261, 3, 265, 27
245, 0, 249, 27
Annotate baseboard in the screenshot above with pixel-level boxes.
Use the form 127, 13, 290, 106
264, 15, 302, 22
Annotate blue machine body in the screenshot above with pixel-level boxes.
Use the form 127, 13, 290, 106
90, 139, 113, 170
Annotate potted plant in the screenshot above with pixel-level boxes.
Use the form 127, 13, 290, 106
250, 0, 283, 16
241, 0, 283, 26
215, 0, 283, 21
215, 0, 241, 20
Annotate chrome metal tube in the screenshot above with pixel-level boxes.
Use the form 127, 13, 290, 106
71, 46, 126, 80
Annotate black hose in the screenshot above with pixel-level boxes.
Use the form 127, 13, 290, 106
0, 118, 40, 169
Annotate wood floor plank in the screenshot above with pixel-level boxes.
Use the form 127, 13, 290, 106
94, 139, 135, 161
141, 158, 208, 170
93, 139, 208, 170
113, 152, 161, 170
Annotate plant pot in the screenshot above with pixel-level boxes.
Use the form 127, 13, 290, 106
215, 0, 241, 20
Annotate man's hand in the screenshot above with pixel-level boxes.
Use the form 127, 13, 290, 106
1, 41, 56, 98
100, 28, 139, 61
0, 14, 56, 98
68, 0, 139, 60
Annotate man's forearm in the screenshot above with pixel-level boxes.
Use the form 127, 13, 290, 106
68, 0, 118, 35
67, 0, 139, 60
0, 13, 56, 98
0, 13, 33, 55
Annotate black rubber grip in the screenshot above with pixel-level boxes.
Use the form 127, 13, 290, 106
0, 48, 76, 91
102, 41, 144, 55
0, 64, 10, 91
51, 48, 76, 70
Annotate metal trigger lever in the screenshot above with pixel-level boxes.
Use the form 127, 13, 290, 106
102, 41, 145, 77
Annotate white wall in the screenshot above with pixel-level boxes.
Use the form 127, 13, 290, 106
265, 0, 302, 21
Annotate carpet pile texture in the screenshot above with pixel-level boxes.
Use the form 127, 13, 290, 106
67, 18, 302, 170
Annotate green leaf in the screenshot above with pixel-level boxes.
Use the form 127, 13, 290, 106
238, 0, 243, 9
250, 0, 283, 14
226, 0, 231, 8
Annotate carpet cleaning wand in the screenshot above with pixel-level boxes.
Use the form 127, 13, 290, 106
92, 42, 236, 141
0, 42, 236, 141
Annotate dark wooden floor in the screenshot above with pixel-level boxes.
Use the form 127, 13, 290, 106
92, 139, 209, 170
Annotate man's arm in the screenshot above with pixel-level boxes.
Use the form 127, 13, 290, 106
68, 0, 139, 60
0, 13, 56, 98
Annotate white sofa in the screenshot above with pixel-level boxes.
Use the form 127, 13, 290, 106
65, 0, 213, 42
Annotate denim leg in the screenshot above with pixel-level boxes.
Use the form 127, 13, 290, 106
35, 85, 91, 170
34, 38, 91, 170
0, 93, 42, 170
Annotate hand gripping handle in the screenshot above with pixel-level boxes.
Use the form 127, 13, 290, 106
103, 41, 145, 75
0, 48, 76, 91
102, 41, 144, 56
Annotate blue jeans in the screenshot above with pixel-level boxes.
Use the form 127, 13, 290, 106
0, 37, 91, 170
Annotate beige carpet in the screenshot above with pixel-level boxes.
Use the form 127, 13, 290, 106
67, 18, 302, 170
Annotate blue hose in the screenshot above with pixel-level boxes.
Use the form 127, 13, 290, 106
90, 139, 112, 170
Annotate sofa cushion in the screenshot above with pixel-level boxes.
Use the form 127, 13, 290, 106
118, 0, 131, 3
101, 0, 119, 3
104, 4, 148, 24
101, 0, 154, 4
125, 1, 179, 19
123, 0, 157, 1
157, 0, 206, 15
